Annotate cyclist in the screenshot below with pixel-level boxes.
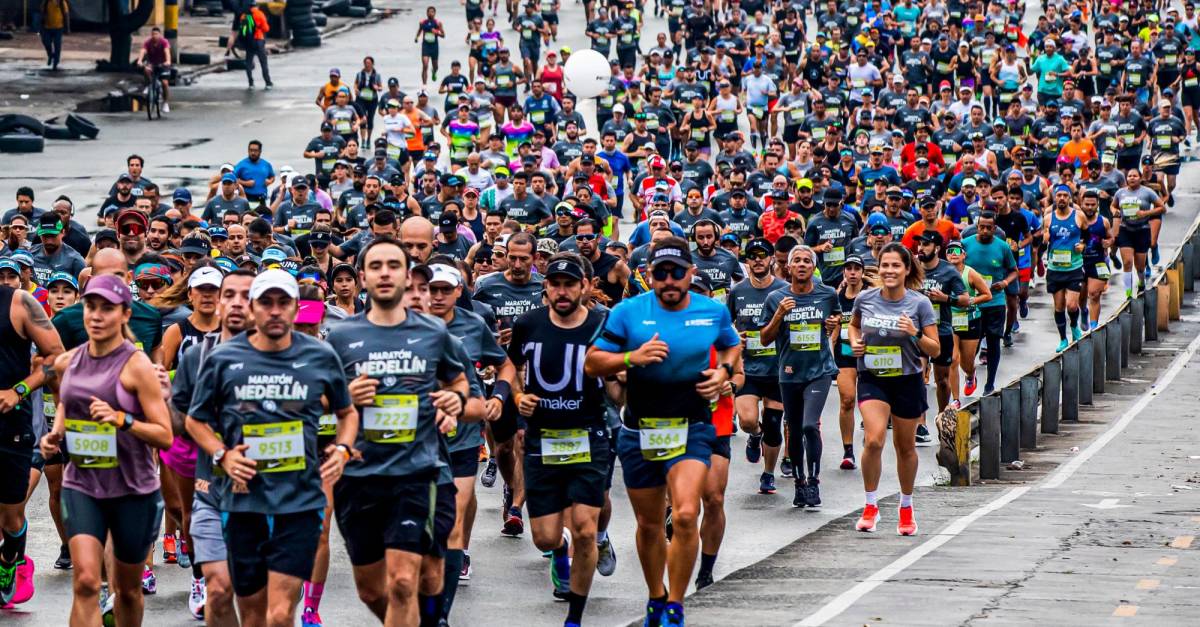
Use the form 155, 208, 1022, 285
135, 26, 172, 113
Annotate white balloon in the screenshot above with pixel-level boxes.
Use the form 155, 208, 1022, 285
563, 49, 612, 100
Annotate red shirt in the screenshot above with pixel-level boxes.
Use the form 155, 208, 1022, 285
708, 348, 733, 437
143, 37, 169, 65
760, 208, 800, 244
900, 141, 945, 171
539, 65, 565, 102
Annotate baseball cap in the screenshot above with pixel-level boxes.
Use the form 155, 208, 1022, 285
649, 244, 693, 268
83, 274, 132, 306
612, 104, 625, 114
918, 231, 945, 247
866, 212, 890, 230
179, 237, 212, 257
261, 247, 289, 264
95, 228, 119, 245
37, 213, 64, 237
173, 188, 192, 203
438, 212, 459, 233
689, 273, 713, 292
329, 67, 341, 77
47, 271, 79, 291
117, 172, 134, 183
843, 255, 865, 268
291, 176, 309, 189
250, 268, 299, 300
9, 250, 32, 268
0, 258, 18, 274
187, 266, 223, 289
745, 238, 774, 256
221, 172, 237, 183
536, 238, 559, 256
208, 226, 229, 241
116, 209, 149, 230
429, 264, 462, 287
545, 257, 585, 281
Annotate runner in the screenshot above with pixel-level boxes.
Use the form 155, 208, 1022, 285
415, 6, 446, 85
848, 243, 939, 536
833, 256, 871, 470
185, 269, 357, 627
1080, 190, 1116, 330
1113, 169, 1165, 298
40, 275, 171, 624
962, 212, 1018, 396
324, 237, 470, 626
758, 245, 841, 508
945, 240, 993, 404
172, 268, 254, 624
0, 276, 64, 608
1045, 185, 1087, 352
916, 232, 967, 424
728, 238, 787, 493
586, 237, 741, 627
510, 252, 610, 624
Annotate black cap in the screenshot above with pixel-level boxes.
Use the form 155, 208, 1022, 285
689, 273, 713, 292
745, 238, 774, 256
330, 262, 357, 281
730, 188, 747, 198
580, 154, 595, 165
179, 237, 211, 256
545, 257, 585, 281
918, 231, 945, 247
823, 188, 845, 203
649, 244, 693, 268
320, 121, 333, 132
439, 212, 459, 232
95, 228, 119, 245
843, 255, 865, 268
309, 230, 332, 245
919, 195, 939, 208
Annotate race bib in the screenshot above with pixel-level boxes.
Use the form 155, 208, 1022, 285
749, 106, 765, 119
599, 95, 614, 107
1157, 135, 1173, 149
719, 111, 736, 123
1187, 77, 1199, 88
1045, 72, 1057, 83
788, 322, 821, 352
825, 246, 845, 264
497, 75, 513, 88
1130, 74, 1142, 86
424, 32, 437, 43
864, 345, 902, 377
540, 428, 591, 464
336, 118, 352, 134
691, 128, 707, 141
362, 394, 419, 443
1165, 54, 1178, 65
1100, 63, 1112, 74
1120, 200, 1141, 219
638, 417, 687, 461
788, 108, 805, 122
745, 330, 776, 357
318, 413, 337, 437
937, 62, 951, 73
43, 393, 55, 420
522, 28, 535, 40
65, 418, 117, 469
1050, 248, 1073, 267
710, 288, 727, 304
1095, 262, 1112, 279
243, 420, 305, 473
451, 146, 470, 161
360, 87, 375, 101
387, 143, 403, 161
952, 310, 969, 331
531, 110, 546, 124
620, 33, 634, 44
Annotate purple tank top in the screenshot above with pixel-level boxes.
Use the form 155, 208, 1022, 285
60, 340, 160, 499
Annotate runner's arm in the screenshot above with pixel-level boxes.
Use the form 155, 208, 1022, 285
123, 351, 174, 450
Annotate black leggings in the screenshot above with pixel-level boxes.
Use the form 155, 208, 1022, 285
780, 377, 833, 485
61, 488, 163, 564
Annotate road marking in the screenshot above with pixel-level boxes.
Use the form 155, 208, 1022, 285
1157, 556, 1178, 566
1082, 498, 1129, 510
1136, 579, 1159, 590
1113, 604, 1138, 617
793, 326, 1200, 626
1042, 331, 1200, 490
1191, 516, 1200, 524
1170, 536, 1194, 549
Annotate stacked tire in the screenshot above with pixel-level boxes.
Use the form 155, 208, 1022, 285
0, 113, 98, 153
287, 0, 321, 47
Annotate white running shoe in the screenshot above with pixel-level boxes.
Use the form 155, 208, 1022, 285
188, 577, 206, 620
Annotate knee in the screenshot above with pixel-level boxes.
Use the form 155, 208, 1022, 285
531, 528, 563, 552
205, 574, 234, 608
669, 503, 700, 532
72, 569, 102, 598
356, 580, 387, 609
571, 527, 596, 549
701, 491, 725, 513
266, 602, 296, 627
801, 422, 821, 439
862, 435, 886, 453
386, 570, 420, 603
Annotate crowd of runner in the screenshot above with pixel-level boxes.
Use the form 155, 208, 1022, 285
0, 0, 1192, 625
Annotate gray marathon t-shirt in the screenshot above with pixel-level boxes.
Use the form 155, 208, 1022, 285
1112, 186, 1160, 231
325, 311, 467, 478
446, 307, 508, 453
473, 272, 544, 328
804, 213, 859, 286
172, 337, 223, 508
693, 248, 744, 303
920, 260, 967, 336
499, 194, 550, 226
758, 282, 842, 383
851, 287, 938, 377
727, 276, 788, 378
188, 332, 351, 514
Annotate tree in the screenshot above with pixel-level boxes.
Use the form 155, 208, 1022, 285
98, 0, 156, 71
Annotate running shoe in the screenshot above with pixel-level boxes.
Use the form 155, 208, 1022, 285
840, 454, 857, 470
1012, 319, 1020, 334
596, 537, 616, 576
162, 102, 170, 114
54, 544, 72, 570
744, 432, 763, 464
1003, 334, 1014, 348
1019, 300, 1028, 319
663, 602, 686, 626
1056, 339, 1069, 353
856, 504, 880, 532
1071, 326, 1083, 342
480, 457, 498, 487
758, 472, 776, 495
983, 384, 995, 396
780, 457, 794, 479
964, 375, 978, 396
792, 481, 807, 508
11, 557, 33, 604
178, 538, 192, 569
301, 607, 323, 627
501, 507, 524, 537
142, 566, 157, 595
0, 560, 15, 606
460, 552, 472, 582
189, 577, 207, 621
502, 484, 513, 522
915, 424, 933, 446
804, 480, 822, 508
644, 599, 667, 627
695, 570, 714, 590
163, 534, 177, 564
897, 506, 918, 536
100, 584, 115, 627
549, 535, 571, 600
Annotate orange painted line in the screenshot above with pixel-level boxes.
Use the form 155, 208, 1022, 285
1157, 556, 1178, 566
1113, 605, 1139, 617
1170, 536, 1194, 549
1136, 579, 1159, 590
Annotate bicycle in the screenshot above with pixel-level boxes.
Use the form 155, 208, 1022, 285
142, 65, 168, 120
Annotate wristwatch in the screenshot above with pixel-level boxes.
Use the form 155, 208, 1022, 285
720, 363, 735, 378
334, 443, 352, 461
212, 448, 227, 466
118, 412, 134, 431
13, 381, 30, 399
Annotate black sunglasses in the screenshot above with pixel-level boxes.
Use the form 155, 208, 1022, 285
651, 265, 688, 281
575, 233, 598, 241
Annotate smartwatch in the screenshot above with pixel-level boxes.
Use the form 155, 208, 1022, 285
118, 412, 134, 431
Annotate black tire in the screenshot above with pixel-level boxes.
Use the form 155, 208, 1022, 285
350, 0, 371, 8
320, 0, 350, 15
179, 52, 212, 65
0, 114, 45, 136
43, 124, 79, 140
313, 14, 327, 26
0, 133, 45, 153
65, 113, 99, 139
291, 26, 320, 38
345, 6, 367, 17
292, 35, 322, 47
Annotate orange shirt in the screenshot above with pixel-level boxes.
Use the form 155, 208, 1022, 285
318, 81, 344, 110
760, 208, 801, 244
901, 219, 960, 252
1058, 139, 1099, 177
404, 110, 426, 151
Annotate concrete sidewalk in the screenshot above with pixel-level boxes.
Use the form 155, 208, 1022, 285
686, 289, 1200, 626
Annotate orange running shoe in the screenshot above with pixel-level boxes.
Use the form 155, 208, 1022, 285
162, 534, 177, 564
855, 504, 880, 532
897, 506, 918, 536
478, 444, 488, 462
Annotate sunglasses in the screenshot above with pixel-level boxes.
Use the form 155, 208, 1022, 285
747, 251, 770, 260
119, 223, 145, 236
575, 233, 598, 241
136, 278, 166, 291
651, 265, 688, 281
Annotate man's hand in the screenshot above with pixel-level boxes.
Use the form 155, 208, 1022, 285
695, 366, 729, 398
484, 397, 504, 421
348, 374, 379, 407
824, 313, 842, 335
898, 314, 919, 337
517, 393, 540, 417
40, 430, 63, 459
318, 445, 348, 483
430, 389, 463, 422
0, 389, 20, 414
629, 332, 669, 367
927, 288, 948, 303
221, 443, 257, 487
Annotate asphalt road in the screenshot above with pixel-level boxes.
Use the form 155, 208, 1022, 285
2, 1, 1200, 625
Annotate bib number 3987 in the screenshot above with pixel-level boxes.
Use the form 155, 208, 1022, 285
540, 428, 591, 465
244, 421, 305, 473
638, 418, 687, 461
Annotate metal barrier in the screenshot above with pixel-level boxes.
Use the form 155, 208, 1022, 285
944, 222, 1200, 485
